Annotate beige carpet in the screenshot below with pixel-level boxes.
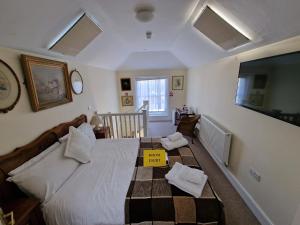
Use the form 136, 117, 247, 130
188, 138, 261, 225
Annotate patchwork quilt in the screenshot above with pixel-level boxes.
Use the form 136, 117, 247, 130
125, 137, 225, 225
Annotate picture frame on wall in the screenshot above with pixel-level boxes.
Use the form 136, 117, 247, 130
21, 55, 73, 112
121, 96, 134, 106
0, 59, 21, 113
172, 76, 184, 90
120, 78, 131, 91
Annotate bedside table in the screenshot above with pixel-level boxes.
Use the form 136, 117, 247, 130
93, 127, 110, 139
2, 197, 45, 225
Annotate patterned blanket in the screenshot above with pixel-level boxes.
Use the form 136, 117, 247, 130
125, 137, 225, 225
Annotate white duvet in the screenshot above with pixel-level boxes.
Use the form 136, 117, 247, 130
42, 138, 139, 225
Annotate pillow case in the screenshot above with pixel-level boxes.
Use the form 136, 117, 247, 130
59, 123, 96, 143
58, 133, 69, 143
64, 126, 93, 163
8, 142, 61, 176
7, 142, 80, 203
77, 123, 96, 144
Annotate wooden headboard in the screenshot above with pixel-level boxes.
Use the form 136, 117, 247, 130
0, 114, 87, 203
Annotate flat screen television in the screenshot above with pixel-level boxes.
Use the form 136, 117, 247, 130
236, 51, 300, 127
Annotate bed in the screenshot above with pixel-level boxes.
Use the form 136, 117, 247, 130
0, 115, 225, 225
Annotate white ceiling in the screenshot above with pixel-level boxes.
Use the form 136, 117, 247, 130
118, 51, 187, 71
1, 0, 300, 70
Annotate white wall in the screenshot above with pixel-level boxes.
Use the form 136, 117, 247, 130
0, 47, 118, 155
292, 204, 300, 225
187, 36, 300, 225
117, 69, 187, 121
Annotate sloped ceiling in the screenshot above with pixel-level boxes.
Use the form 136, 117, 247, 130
1, 0, 300, 70
119, 51, 187, 71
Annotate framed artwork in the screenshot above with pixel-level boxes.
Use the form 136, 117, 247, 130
172, 76, 184, 90
70, 69, 83, 95
0, 59, 21, 113
120, 78, 131, 91
21, 55, 72, 112
249, 93, 264, 107
121, 96, 134, 106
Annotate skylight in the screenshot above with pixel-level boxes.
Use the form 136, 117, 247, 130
49, 13, 102, 56
193, 6, 250, 50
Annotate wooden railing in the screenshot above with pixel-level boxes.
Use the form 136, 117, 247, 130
98, 110, 148, 138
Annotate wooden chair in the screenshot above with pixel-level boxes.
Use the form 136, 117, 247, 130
176, 115, 200, 144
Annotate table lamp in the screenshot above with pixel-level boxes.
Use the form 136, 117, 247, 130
90, 112, 102, 130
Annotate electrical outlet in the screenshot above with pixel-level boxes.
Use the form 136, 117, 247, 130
250, 168, 261, 182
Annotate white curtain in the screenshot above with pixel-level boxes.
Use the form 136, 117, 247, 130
136, 78, 168, 116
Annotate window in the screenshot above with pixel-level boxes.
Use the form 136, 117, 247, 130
136, 78, 169, 116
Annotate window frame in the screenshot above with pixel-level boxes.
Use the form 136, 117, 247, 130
135, 76, 169, 117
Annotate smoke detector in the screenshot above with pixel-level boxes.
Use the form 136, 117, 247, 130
135, 6, 154, 23
146, 31, 152, 39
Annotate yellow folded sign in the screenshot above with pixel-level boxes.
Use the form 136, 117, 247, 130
143, 149, 166, 167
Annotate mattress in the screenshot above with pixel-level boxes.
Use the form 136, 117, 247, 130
42, 138, 139, 225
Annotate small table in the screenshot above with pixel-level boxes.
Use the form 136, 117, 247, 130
93, 127, 110, 139
175, 109, 195, 125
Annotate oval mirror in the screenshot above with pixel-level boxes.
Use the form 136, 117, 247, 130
70, 69, 83, 95
0, 59, 21, 113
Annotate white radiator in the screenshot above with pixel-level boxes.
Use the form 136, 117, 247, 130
199, 115, 232, 166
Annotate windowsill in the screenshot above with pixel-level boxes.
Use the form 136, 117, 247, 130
149, 113, 169, 117
148, 111, 171, 122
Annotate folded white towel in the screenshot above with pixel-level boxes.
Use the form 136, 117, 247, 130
165, 162, 182, 180
160, 137, 169, 144
179, 166, 204, 185
168, 175, 207, 198
167, 132, 183, 142
165, 162, 207, 198
161, 137, 188, 151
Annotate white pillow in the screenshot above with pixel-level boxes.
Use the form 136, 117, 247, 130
59, 123, 96, 143
77, 123, 96, 144
64, 126, 93, 163
8, 142, 80, 203
8, 142, 61, 176
58, 133, 69, 142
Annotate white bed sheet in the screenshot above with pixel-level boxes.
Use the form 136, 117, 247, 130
42, 138, 139, 225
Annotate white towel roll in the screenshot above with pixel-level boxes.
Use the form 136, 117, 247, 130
167, 132, 183, 142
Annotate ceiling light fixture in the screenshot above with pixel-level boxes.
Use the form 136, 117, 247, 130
135, 5, 154, 23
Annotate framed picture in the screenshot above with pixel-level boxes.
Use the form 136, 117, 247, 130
21, 55, 72, 112
0, 59, 21, 113
172, 76, 184, 90
249, 93, 264, 107
70, 69, 83, 95
121, 96, 134, 106
120, 78, 131, 91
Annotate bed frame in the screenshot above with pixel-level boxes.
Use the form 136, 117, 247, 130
0, 114, 87, 203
